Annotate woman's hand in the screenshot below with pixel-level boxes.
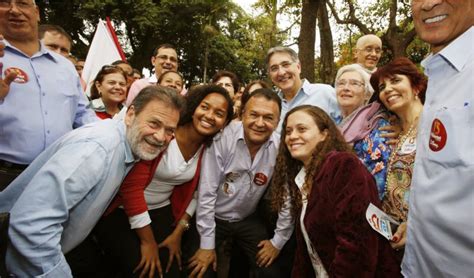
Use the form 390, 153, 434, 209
390, 222, 407, 250
134, 240, 163, 278
158, 230, 183, 272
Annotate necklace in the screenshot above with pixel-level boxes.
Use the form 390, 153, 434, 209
384, 117, 419, 201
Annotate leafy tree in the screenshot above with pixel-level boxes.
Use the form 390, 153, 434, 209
37, 0, 272, 85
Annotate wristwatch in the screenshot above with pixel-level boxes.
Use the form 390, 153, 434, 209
178, 219, 190, 231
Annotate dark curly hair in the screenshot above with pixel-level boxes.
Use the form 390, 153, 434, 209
179, 85, 234, 145
370, 57, 427, 104
270, 105, 352, 217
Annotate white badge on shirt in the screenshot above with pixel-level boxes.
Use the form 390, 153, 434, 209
400, 137, 416, 154
366, 203, 400, 240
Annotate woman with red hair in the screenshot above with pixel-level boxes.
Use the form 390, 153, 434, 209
370, 57, 427, 262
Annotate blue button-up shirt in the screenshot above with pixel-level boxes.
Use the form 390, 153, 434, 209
197, 122, 294, 250
0, 119, 135, 277
402, 27, 474, 277
277, 79, 340, 132
0, 40, 98, 164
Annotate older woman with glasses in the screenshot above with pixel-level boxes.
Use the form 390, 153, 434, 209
335, 64, 394, 200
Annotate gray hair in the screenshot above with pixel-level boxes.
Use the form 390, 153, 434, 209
335, 64, 374, 98
265, 46, 299, 69
130, 85, 186, 116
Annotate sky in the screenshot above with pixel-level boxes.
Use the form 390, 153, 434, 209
234, 0, 255, 13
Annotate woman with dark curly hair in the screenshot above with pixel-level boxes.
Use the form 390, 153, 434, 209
270, 105, 400, 277
96, 85, 234, 277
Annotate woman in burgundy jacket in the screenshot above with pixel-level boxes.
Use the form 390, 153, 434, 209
270, 105, 400, 277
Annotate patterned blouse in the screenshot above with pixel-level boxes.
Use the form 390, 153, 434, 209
352, 117, 392, 200
382, 136, 416, 223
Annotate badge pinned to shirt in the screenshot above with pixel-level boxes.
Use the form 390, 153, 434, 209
253, 172, 268, 186
4, 67, 29, 84
429, 118, 447, 152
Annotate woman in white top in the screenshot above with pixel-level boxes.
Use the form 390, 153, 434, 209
97, 85, 234, 277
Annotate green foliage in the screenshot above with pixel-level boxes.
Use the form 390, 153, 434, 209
37, 0, 283, 85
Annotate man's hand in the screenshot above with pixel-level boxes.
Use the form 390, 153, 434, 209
256, 240, 280, 268
188, 248, 216, 278
158, 230, 183, 272
0, 35, 17, 101
390, 222, 407, 250
134, 240, 163, 278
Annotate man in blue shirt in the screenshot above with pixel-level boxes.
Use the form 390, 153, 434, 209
0, 0, 98, 190
265, 46, 340, 132
0, 85, 184, 277
401, 1, 473, 277
189, 89, 293, 278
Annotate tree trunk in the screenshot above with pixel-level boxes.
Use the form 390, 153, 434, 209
298, 0, 319, 83
317, 0, 335, 83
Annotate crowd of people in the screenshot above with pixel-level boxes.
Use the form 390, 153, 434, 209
0, 0, 472, 277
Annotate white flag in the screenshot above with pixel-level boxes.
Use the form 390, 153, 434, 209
82, 19, 124, 96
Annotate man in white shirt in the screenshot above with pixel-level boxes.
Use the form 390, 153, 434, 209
402, 1, 474, 277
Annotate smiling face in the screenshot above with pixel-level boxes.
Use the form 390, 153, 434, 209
268, 52, 302, 97
378, 74, 418, 116
336, 71, 368, 117
95, 73, 127, 105
125, 99, 180, 160
242, 96, 280, 150
285, 110, 327, 167
151, 47, 178, 77
0, 0, 40, 44
355, 36, 382, 70
412, 0, 473, 53
159, 72, 183, 92
192, 93, 229, 137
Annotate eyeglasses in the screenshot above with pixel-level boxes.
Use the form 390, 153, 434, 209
336, 79, 365, 88
269, 61, 294, 73
0, 0, 35, 10
362, 47, 382, 55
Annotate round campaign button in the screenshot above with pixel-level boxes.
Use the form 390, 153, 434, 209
253, 172, 268, 186
429, 118, 447, 152
5, 67, 29, 83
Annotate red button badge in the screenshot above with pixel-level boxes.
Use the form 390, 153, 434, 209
5, 67, 29, 83
253, 173, 268, 186
429, 118, 447, 152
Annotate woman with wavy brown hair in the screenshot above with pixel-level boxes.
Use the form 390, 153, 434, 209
270, 105, 400, 277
